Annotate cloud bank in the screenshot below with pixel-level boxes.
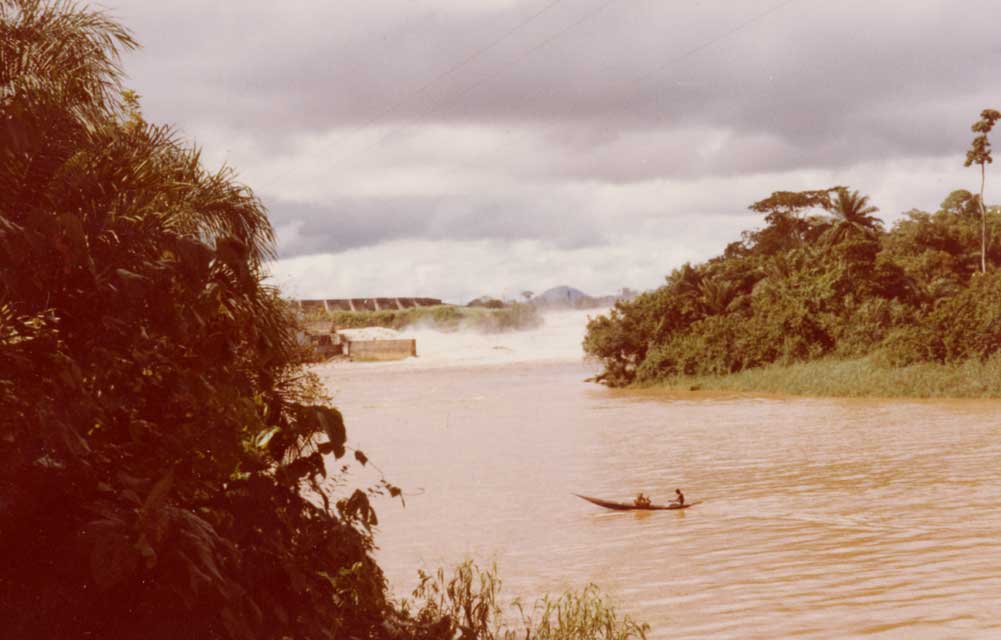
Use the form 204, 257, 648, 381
110, 0, 1001, 301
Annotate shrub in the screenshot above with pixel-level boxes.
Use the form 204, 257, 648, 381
923, 271, 1001, 361
400, 560, 649, 640
875, 325, 945, 366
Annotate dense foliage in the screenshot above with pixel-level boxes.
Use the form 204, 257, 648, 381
585, 185, 1001, 387
0, 2, 396, 637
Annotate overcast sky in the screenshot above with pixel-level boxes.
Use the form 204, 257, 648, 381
109, 0, 1000, 302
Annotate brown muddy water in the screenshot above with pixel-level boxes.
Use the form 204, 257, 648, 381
317, 318, 1001, 639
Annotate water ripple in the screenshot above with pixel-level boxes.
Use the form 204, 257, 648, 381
323, 362, 1001, 639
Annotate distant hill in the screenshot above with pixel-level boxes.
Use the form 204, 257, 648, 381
531, 286, 637, 309
533, 286, 591, 307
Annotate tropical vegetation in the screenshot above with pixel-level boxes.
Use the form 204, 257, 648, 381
585, 177, 1001, 395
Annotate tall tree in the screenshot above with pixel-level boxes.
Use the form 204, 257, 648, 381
747, 187, 843, 254
822, 188, 884, 245
964, 108, 1001, 273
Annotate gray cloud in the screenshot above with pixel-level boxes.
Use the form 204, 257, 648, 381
119, 0, 1000, 164
100, 0, 1001, 297
265, 192, 607, 258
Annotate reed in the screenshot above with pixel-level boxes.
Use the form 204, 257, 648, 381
401, 560, 649, 640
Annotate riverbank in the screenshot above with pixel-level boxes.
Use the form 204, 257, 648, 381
639, 356, 1001, 399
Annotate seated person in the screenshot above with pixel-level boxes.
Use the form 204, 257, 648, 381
671, 488, 685, 506
634, 492, 652, 508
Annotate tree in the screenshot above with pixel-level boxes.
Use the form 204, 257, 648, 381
1, 2, 395, 638
697, 278, 739, 315
821, 189, 884, 245
521, 290, 534, 301
964, 108, 1001, 273
747, 187, 844, 254
939, 189, 981, 218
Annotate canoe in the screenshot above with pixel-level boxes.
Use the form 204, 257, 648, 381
575, 494, 701, 511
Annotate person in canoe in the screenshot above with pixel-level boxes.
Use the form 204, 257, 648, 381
634, 492, 652, 508
671, 489, 685, 507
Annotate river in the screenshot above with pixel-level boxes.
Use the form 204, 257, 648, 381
316, 310, 1001, 639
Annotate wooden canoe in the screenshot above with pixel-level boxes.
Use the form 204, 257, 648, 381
575, 494, 701, 511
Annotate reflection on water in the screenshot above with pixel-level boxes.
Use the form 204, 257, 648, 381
318, 348, 1001, 638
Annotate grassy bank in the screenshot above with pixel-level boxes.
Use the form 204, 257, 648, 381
641, 356, 1001, 399
307, 304, 543, 333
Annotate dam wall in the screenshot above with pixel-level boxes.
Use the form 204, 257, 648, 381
297, 297, 444, 314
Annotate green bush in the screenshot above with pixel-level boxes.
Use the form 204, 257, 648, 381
327, 308, 415, 329
875, 326, 945, 366
924, 271, 1001, 361
430, 304, 463, 328
833, 298, 914, 357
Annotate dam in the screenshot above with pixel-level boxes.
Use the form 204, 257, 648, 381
296, 297, 444, 314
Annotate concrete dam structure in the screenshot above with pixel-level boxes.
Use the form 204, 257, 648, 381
296, 298, 439, 362
296, 297, 444, 314
302, 331, 416, 362
344, 338, 417, 361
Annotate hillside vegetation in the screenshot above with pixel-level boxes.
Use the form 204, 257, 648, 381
585, 177, 1001, 396
309, 303, 543, 333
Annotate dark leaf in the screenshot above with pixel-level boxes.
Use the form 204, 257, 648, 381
90, 529, 138, 591
305, 405, 346, 459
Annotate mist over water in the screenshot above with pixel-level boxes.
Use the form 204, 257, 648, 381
340, 308, 606, 369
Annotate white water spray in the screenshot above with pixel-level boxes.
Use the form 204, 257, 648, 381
323, 309, 609, 370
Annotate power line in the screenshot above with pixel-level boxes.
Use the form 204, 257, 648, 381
330, 0, 566, 146
548, 0, 804, 149
318, 0, 802, 179
632, 0, 801, 87
403, 0, 566, 103
445, 0, 620, 111
328, 0, 618, 168
522, 0, 618, 58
